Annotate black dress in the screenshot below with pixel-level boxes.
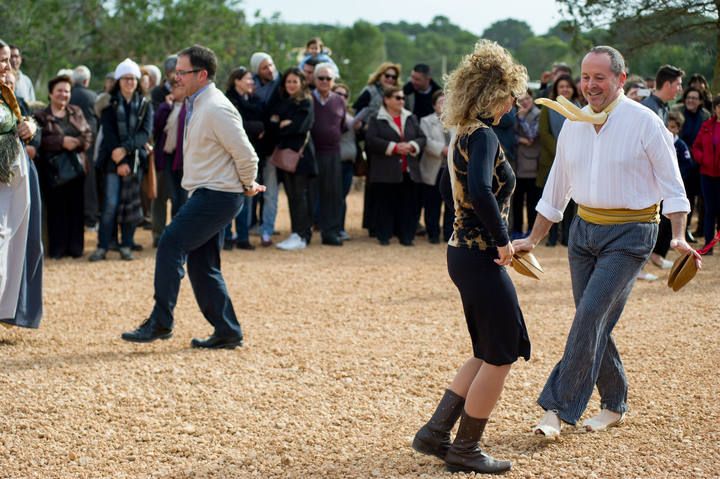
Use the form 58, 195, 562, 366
447, 120, 531, 366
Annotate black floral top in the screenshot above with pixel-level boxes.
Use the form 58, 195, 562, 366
448, 120, 515, 250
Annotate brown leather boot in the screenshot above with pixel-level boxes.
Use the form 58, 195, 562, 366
412, 389, 464, 460
444, 411, 511, 474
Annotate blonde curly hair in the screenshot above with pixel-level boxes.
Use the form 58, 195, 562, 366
442, 40, 528, 128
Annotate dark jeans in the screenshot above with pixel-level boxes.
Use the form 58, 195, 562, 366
83, 155, 99, 226
374, 174, 418, 243
652, 201, 672, 257
340, 161, 354, 232
284, 172, 314, 241
98, 172, 139, 249
44, 175, 85, 258
152, 161, 188, 242
422, 169, 446, 240
316, 152, 343, 240
225, 195, 252, 243
701, 174, 720, 245
512, 177, 541, 234
149, 188, 243, 338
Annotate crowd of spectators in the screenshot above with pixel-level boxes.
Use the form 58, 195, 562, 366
3, 40, 718, 263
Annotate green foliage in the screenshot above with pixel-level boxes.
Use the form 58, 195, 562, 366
556, 0, 720, 90
482, 19, 535, 51
3, 1, 717, 101
515, 36, 572, 79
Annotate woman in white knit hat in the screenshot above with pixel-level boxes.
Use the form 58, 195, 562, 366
88, 58, 153, 262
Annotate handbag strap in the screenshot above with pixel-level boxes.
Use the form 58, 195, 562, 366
299, 132, 311, 155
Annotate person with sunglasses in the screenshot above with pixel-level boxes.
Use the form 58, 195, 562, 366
365, 86, 425, 246
308, 63, 346, 246
352, 62, 401, 127
353, 62, 402, 236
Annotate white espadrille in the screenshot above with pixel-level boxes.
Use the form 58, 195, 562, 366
534, 410, 561, 437
582, 409, 625, 432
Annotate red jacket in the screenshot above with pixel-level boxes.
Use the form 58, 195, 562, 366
691, 116, 720, 177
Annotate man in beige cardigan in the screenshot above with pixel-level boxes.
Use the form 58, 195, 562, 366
122, 45, 265, 349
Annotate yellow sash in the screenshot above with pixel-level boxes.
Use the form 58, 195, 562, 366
535, 92, 624, 125
577, 204, 660, 225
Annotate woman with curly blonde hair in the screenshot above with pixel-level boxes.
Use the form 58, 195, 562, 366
412, 40, 528, 475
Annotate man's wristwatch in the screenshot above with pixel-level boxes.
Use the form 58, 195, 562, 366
242, 183, 254, 192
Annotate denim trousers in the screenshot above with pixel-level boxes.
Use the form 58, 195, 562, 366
225, 195, 251, 243
98, 172, 140, 249
260, 160, 279, 238
538, 216, 658, 424
150, 188, 243, 338
152, 162, 188, 241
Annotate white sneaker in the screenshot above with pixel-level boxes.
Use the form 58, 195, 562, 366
534, 410, 561, 437
650, 255, 673, 270
582, 409, 624, 432
276, 233, 307, 251
636, 271, 658, 281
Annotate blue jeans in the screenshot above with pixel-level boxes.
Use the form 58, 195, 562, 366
224, 195, 251, 242
150, 188, 243, 338
538, 217, 657, 424
260, 160, 278, 238
98, 172, 138, 249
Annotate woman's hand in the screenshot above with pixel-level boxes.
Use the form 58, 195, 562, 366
111, 147, 127, 163
17, 118, 37, 142
116, 164, 131, 177
495, 242, 515, 266
279, 119, 292, 128
63, 136, 81, 150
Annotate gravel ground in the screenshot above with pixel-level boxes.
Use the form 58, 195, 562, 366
1, 190, 719, 479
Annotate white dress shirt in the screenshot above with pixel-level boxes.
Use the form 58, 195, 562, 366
536, 96, 690, 222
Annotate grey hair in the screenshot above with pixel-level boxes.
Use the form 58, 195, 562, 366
314, 62, 337, 79
73, 65, 91, 85
589, 46, 626, 76
0, 39, 7, 48
163, 55, 178, 74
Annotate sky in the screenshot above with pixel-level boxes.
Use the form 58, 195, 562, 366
239, 0, 568, 37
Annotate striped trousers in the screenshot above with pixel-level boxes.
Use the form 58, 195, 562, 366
538, 216, 658, 425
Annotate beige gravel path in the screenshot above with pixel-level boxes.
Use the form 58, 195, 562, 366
1, 190, 719, 478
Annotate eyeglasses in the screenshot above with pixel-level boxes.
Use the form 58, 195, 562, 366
686, 96, 700, 101
392, 95, 405, 101
176, 69, 201, 77
316, 76, 332, 82
119, 76, 138, 82
335, 92, 348, 98
383, 73, 398, 80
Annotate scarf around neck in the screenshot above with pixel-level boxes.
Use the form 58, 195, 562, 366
536, 91, 624, 125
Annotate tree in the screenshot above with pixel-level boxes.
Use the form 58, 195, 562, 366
515, 36, 572, 79
557, 0, 720, 90
481, 19, 534, 51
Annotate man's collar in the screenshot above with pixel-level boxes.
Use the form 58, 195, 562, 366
188, 82, 213, 105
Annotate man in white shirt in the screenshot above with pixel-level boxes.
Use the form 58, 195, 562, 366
9, 45, 35, 102
121, 45, 265, 349
513, 46, 701, 436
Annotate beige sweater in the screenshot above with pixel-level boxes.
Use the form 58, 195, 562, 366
181, 83, 259, 194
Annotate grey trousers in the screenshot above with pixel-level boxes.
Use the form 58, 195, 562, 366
538, 216, 658, 425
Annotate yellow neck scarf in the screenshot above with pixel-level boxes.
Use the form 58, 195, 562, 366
535, 91, 624, 125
